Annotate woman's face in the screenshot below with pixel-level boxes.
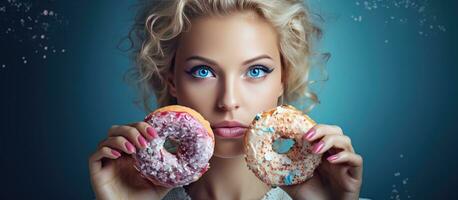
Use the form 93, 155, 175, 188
168, 10, 283, 158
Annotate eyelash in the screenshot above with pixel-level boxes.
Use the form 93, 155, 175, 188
185, 65, 274, 79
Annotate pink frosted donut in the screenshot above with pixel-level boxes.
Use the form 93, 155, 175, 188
133, 105, 215, 187
244, 105, 322, 186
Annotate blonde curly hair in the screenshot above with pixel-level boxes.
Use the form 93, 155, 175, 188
123, 0, 329, 114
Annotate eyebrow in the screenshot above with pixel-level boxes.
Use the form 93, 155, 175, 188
185, 54, 273, 66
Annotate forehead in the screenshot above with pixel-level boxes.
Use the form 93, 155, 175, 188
176, 11, 280, 62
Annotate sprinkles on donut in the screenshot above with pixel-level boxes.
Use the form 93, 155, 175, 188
133, 105, 215, 187
244, 104, 322, 186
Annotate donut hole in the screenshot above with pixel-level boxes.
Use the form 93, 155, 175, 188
272, 137, 295, 154
163, 136, 181, 155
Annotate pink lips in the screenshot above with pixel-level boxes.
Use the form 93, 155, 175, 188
212, 121, 248, 139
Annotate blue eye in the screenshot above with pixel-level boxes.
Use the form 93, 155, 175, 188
186, 65, 215, 79
247, 65, 274, 79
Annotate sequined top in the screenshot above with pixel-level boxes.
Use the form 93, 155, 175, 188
162, 186, 292, 200
161, 187, 373, 200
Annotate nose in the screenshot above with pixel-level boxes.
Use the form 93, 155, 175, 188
217, 76, 240, 111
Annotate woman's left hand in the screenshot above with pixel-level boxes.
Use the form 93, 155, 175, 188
281, 124, 364, 200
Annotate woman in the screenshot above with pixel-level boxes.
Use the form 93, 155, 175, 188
89, 0, 364, 199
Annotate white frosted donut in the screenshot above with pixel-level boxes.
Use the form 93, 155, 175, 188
133, 105, 215, 187
244, 105, 322, 186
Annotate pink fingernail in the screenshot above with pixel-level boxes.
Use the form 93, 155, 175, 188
111, 149, 121, 157
304, 128, 316, 140
125, 142, 135, 153
146, 127, 157, 138
138, 135, 147, 148
327, 154, 339, 161
312, 141, 324, 153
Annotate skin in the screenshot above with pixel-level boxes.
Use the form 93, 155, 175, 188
89, 10, 363, 200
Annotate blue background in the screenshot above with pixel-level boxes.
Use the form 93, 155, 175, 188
1, 0, 456, 199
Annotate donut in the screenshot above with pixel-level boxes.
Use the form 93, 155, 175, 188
133, 105, 215, 187
244, 104, 322, 186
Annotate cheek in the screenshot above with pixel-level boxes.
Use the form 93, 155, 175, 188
243, 77, 282, 108
175, 76, 217, 107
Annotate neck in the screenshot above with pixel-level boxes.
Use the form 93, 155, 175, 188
184, 155, 270, 200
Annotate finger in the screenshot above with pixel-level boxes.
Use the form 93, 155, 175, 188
309, 134, 354, 154
127, 121, 158, 141
98, 136, 137, 154
88, 146, 121, 174
108, 125, 149, 149
326, 151, 363, 179
303, 124, 344, 142
326, 151, 362, 166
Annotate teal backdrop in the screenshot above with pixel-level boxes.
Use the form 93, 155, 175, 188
1, 0, 456, 199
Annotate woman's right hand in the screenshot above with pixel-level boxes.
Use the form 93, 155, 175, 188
89, 122, 172, 200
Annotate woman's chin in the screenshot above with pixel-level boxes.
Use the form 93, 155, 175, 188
212, 137, 244, 158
